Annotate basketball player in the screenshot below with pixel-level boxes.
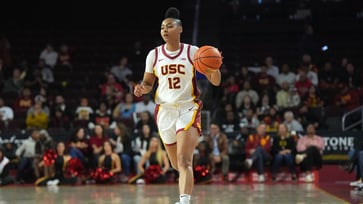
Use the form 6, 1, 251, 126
133, 7, 221, 204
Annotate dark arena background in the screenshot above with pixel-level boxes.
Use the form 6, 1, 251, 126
0, 0, 363, 203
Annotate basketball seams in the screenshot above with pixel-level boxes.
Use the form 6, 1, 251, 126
193, 45, 223, 73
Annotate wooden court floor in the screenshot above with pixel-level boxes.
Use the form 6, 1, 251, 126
0, 183, 348, 204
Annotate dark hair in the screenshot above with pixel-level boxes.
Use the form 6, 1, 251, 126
164, 7, 182, 26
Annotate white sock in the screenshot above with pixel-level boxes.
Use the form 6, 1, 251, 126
180, 194, 191, 204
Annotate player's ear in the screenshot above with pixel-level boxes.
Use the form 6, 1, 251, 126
178, 26, 183, 34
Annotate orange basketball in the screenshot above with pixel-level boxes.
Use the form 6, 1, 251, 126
193, 45, 223, 74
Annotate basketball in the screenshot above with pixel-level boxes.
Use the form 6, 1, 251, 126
193, 45, 223, 74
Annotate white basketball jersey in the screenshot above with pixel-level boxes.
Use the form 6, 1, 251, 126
151, 43, 200, 104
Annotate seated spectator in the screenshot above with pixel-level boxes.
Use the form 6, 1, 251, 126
237, 95, 256, 118
271, 124, 297, 181
112, 93, 136, 126
239, 108, 260, 130
264, 56, 279, 80
243, 124, 272, 183
134, 93, 156, 117
235, 80, 259, 109
39, 43, 58, 68
110, 56, 133, 85
27, 95, 50, 117
51, 94, 72, 120
132, 124, 155, 175
261, 107, 282, 133
0, 148, 15, 186
283, 111, 304, 133
110, 122, 133, 178
100, 73, 125, 103
90, 100, 114, 129
15, 128, 39, 183
295, 69, 312, 98
134, 110, 158, 134
88, 124, 109, 169
23, 67, 46, 93
256, 93, 278, 118
287, 86, 301, 109
193, 140, 212, 184
35, 141, 78, 186
68, 127, 89, 165
13, 87, 34, 113
334, 83, 360, 113
49, 107, 71, 130
33, 129, 54, 179
340, 63, 361, 89
25, 102, 49, 130
74, 97, 94, 127
137, 136, 170, 184
237, 66, 256, 88
318, 61, 339, 103
57, 43, 73, 68
2, 67, 24, 95
295, 124, 324, 182
0, 97, 14, 127
220, 110, 240, 134
276, 63, 296, 87
37, 58, 55, 86
296, 64, 318, 87
255, 64, 276, 94
204, 122, 230, 182
221, 75, 239, 104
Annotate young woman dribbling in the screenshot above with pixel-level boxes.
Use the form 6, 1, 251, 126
133, 7, 221, 204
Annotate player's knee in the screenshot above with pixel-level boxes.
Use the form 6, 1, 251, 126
177, 154, 192, 170
170, 161, 179, 171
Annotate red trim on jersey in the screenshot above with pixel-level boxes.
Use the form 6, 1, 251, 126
154, 104, 160, 123
152, 47, 158, 68
192, 69, 200, 98
165, 142, 177, 146
162, 43, 184, 59
187, 45, 193, 64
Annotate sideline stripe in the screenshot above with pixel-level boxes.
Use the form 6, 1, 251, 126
316, 186, 351, 204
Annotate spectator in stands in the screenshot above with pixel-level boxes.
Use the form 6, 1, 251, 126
239, 108, 260, 130
255, 64, 276, 94
220, 110, 240, 134
0, 97, 14, 127
33, 129, 54, 179
193, 140, 212, 184
318, 61, 339, 102
88, 124, 109, 169
276, 81, 291, 109
256, 93, 278, 118
37, 58, 55, 86
244, 123, 272, 182
295, 124, 324, 182
0, 149, 15, 186
236, 66, 256, 88
74, 97, 94, 128
271, 124, 297, 182
27, 95, 50, 117
134, 110, 157, 134
300, 53, 319, 73
133, 124, 155, 175
110, 122, 133, 178
39, 43, 58, 68
12, 87, 33, 113
100, 73, 125, 103
283, 111, 304, 133
295, 69, 312, 98
137, 136, 170, 184
264, 56, 279, 80
49, 107, 71, 130
52, 94, 72, 120
302, 85, 324, 109
297, 64, 318, 87
110, 56, 133, 85
287, 86, 301, 109
23, 67, 46, 93
235, 80, 259, 109
15, 128, 39, 183
112, 93, 136, 127
261, 107, 282, 133
221, 75, 239, 105
237, 95, 256, 118
134, 93, 156, 117
204, 122, 230, 182
334, 83, 360, 112
2, 67, 24, 95
90, 100, 114, 129
340, 63, 362, 89
68, 127, 89, 165
276, 64, 296, 87
25, 102, 49, 130
57, 43, 72, 69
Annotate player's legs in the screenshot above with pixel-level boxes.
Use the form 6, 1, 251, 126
164, 143, 178, 171
176, 126, 200, 195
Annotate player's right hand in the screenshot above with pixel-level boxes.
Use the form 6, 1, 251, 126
134, 84, 145, 97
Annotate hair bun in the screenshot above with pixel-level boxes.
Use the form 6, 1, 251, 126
165, 7, 180, 19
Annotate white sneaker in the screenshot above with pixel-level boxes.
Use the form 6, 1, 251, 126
295, 154, 305, 164
305, 174, 313, 182
258, 175, 265, 183
136, 178, 145, 185
244, 158, 253, 169
350, 179, 362, 186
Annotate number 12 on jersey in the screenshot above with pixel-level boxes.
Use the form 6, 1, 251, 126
168, 77, 181, 89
